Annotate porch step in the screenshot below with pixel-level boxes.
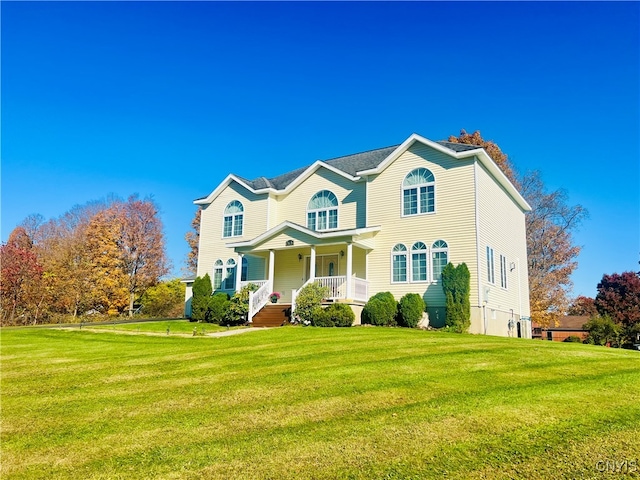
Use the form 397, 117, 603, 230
252, 304, 291, 328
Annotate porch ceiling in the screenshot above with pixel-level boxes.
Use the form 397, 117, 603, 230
226, 221, 380, 253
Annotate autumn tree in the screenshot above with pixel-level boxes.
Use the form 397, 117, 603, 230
447, 130, 587, 327
595, 271, 640, 327
140, 278, 185, 318
448, 129, 519, 186
114, 196, 170, 316
567, 296, 598, 316
0, 228, 43, 325
185, 207, 201, 275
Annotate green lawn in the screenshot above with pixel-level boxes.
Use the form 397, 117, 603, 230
2, 326, 639, 479
87, 319, 247, 335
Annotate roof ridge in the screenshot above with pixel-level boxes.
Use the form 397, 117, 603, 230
322, 144, 400, 162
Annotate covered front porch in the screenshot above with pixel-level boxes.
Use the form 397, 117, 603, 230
226, 221, 378, 322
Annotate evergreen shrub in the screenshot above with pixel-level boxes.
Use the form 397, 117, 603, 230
398, 293, 426, 328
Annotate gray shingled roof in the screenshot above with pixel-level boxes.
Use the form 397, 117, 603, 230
236, 139, 483, 191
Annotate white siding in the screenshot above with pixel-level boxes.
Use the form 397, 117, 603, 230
366, 143, 478, 323
474, 161, 530, 336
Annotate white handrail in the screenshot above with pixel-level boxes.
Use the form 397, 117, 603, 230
248, 279, 272, 323
353, 277, 369, 302
241, 279, 267, 289
315, 276, 347, 299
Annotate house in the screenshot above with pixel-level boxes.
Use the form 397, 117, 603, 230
532, 316, 589, 342
186, 133, 531, 337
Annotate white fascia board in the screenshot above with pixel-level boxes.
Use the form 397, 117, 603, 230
281, 161, 360, 194
459, 150, 531, 212
357, 133, 531, 213
194, 162, 360, 206
193, 174, 277, 205
225, 222, 381, 249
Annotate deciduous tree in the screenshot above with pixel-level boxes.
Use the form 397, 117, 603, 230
114, 196, 170, 316
595, 271, 640, 327
0, 228, 43, 325
567, 296, 598, 316
185, 208, 201, 275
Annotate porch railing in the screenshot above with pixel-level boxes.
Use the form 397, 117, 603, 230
315, 276, 347, 300
291, 278, 314, 319
241, 279, 268, 290
247, 279, 272, 323
353, 277, 369, 302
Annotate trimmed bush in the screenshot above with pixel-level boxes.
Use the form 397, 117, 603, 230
223, 283, 258, 326
398, 293, 426, 328
442, 263, 471, 333
210, 292, 230, 324
191, 274, 213, 322
326, 303, 355, 327
294, 283, 330, 324
311, 306, 333, 327
362, 292, 398, 326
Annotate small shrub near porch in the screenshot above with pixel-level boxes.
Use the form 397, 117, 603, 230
361, 292, 398, 327
311, 303, 354, 327
398, 293, 426, 328
294, 283, 330, 324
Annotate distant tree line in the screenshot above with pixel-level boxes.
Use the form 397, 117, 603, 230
1, 196, 173, 325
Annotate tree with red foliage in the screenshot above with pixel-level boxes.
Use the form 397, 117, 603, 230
595, 271, 640, 327
567, 295, 598, 316
0, 228, 43, 325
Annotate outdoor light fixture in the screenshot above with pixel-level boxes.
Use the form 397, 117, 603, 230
340, 250, 344, 257
510, 262, 516, 271
298, 254, 303, 261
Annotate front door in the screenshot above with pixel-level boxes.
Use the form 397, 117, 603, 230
305, 254, 339, 280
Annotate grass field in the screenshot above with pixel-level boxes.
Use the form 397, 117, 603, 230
2, 325, 639, 479
87, 319, 247, 335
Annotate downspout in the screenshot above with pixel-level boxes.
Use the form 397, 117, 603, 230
473, 160, 483, 315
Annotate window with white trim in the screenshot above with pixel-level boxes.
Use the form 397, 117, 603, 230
224, 258, 236, 290
411, 242, 428, 282
431, 240, 448, 282
223, 200, 244, 238
500, 254, 508, 289
307, 190, 338, 231
487, 246, 495, 284
391, 244, 408, 283
241, 257, 248, 282
402, 168, 435, 216
213, 259, 223, 289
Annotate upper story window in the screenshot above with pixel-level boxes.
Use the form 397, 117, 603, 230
223, 200, 244, 238
307, 190, 338, 231
431, 240, 448, 282
391, 243, 408, 283
403, 168, 435, 216
411, 241, 428, 282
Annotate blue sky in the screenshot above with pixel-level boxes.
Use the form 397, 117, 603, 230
2, 1, 639, 299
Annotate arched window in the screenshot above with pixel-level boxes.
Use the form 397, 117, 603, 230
307, 190, 338, 231
223, 200, 244, 238
213, 259, 224, 289
403, 168, 435, 216
411, 241, 428, 282
224, 258, 236, 290
391, 244, 408, 283
431, 240, 448, 282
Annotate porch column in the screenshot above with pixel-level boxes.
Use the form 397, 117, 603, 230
309, 245, 316, 281
235, 253, 243, 291
268, 250, 275, 286
345, 243, 353, 299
